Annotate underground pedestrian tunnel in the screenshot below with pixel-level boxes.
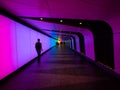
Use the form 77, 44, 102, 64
0, 0, 120, 90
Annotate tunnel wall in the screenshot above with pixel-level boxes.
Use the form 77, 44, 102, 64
73, 35, 80, 53
113, 34, 120, 74
76, 33, 85, 54
105, 14, 120, 74
79, 29, 95, 60
0, 15, 56, 80
71, 37, 74, 49
65, 39, 71, 48
88, 22, 114, 69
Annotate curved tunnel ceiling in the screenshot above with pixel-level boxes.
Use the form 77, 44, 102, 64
0, 0, 118, 19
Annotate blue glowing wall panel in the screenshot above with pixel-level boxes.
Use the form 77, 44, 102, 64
0, 15, 56, 80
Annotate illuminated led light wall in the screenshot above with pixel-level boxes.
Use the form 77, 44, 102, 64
50, 32, 58, 47
71, 37, 74, 49
0, 15, 56, 80
106, 16, 120, 74
72, 30, 95, 60
73, 35, 80, 53
0, 15, 17, 80
80, 29, 95, 60
113, 34, 120, 73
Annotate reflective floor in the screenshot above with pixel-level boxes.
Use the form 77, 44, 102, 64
0, 45, 120, 90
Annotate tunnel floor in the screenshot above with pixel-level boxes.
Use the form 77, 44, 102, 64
0, 45, 120, 90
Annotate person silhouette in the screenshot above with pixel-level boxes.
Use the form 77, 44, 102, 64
35, 39, 42, 62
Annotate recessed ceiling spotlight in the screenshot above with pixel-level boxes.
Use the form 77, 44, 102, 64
60, 20, 63, 22
40, 18, 43, 20
79, 22, 82, 25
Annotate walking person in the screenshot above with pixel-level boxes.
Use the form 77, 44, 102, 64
35, 39, 42, 63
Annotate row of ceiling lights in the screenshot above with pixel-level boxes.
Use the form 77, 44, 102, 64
39, 18, 74, 39
40, 18, 82, 25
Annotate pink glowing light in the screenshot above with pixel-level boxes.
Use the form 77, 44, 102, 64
0, 15, 56, 80
0, 15, 17, 79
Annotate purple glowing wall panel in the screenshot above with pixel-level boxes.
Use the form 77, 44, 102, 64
0, 15, 56, 80
105, 15, 120, 74
113, 34, 120, 74
29, 30, 39, 59
0, 15, 17, 79
16, 23, 56, 67
71, 38, 74, 49
37, 33, 54, 52
16, 23, 32, 67
73, 35, 80, 53
81, 29, 95, 60
73, 29, 95, 60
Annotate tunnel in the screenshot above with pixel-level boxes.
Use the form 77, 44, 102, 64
0, 0, 120, 90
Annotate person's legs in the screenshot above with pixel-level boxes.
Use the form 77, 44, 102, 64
37, 49, 41, 63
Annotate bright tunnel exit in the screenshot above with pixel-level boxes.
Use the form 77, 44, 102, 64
57, 37, 62, 44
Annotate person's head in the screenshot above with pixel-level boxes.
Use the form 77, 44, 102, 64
37, 39, 40, 42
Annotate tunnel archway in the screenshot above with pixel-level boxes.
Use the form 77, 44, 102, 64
25, 17, 114, 69
88, 21, 114, 69
70, 35, 76, 50
49, 30, 85, 54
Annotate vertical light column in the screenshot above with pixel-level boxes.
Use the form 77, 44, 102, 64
74, 35, 80, 53
0, 15, 17, 79
16, 22, 31, 67
114, 34, 120, 73
81, 29, 95, 60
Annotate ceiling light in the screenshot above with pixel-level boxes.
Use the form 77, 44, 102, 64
40, 18, 43, 20
60, 20, 63, 22
79, 22, 82, 25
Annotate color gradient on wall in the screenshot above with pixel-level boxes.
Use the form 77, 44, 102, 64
0, 15, 56, 80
